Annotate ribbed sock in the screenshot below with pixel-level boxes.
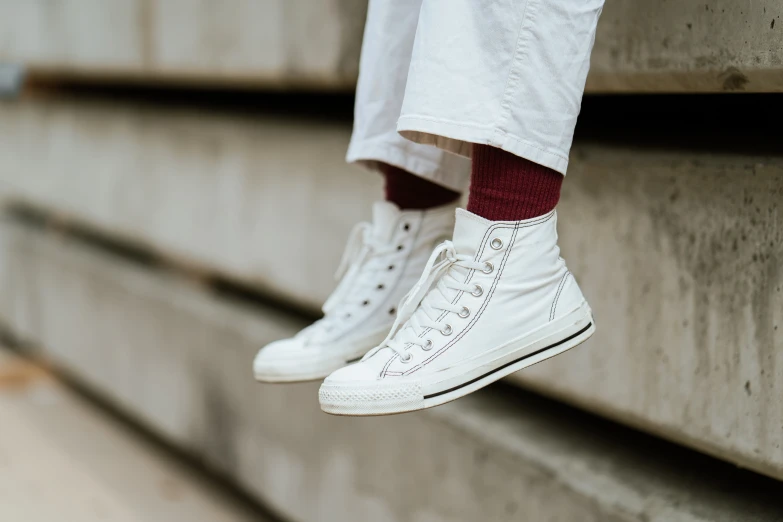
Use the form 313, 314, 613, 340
380, 163, 461, 210
467, 144, 563, 221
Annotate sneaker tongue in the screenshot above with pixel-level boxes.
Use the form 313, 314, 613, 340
452, 208, 492, 257
371, 201, 403, 243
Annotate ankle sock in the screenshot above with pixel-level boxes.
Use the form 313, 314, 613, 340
380, 163, 461, 210
467, 144, 563, 221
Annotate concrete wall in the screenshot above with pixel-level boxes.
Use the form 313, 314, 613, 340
0, 96, 379, 312
0, 349, 269, 522
1, 96, 782, 482
1, 0, 781, 92
0, 0, 367, 89
523, 143, 783, 481
1, 219, 781, 522
588, 0, 783, 92
2, 95, 783, 481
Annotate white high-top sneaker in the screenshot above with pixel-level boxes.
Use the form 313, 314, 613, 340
319, 209, 594, 415
253, 201, 456, 383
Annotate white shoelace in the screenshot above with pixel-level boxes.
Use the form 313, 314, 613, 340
299, 222, 397, 343
365, 241, 487, 361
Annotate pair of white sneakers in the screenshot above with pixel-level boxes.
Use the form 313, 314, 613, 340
253, 201, 594, 416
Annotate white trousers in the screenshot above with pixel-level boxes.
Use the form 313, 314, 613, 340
346, 0, 604, 193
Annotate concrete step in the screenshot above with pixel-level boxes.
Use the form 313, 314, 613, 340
0, 0, 365, 90
1, 218, 782, 522
1, 0, 781, 92
1, 94, 782, 482
588, 0, 783, 92
0, 348, 271, 522
0, 94, 379, 312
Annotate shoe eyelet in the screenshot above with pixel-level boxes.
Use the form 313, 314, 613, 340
440, 324, 453, 336
490, 238, 503, 250
401, 352, 412, 363
482, 262, 494, 274
363, 300, 370, 306
422, 339, 433, 351
388, 264, 395, 271
471, 284, 483, 297
377, 284, 385, 290
458, 306, 470, 318
402, 223, 411, 232
397, 245, 404, 251
388, 307, 396, 315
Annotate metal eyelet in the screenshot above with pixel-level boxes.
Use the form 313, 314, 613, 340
377, 284, 385, 290
402, 223, 411, 231
401, 352, 412, 363
397, 245, 404, 251
422, 339, 433, 351
471, 284, 483, 297
490, 238, 503, 250
441, 324, 453, 336
362, 300, 370, 306
458, 306, 470, 318
482, 262, 494, 274
388, 265, 395, 271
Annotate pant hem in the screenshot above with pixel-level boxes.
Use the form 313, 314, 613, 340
397, 116, 569, 175
346, 139, 470, 193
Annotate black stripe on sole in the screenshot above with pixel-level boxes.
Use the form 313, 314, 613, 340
423, 322, 593, 400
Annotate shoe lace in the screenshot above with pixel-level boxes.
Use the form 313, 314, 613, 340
364, 240, 486, 360
299, 221, 397, 343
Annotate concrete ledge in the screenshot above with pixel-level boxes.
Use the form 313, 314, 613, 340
0, 0, 366, 90
1, 219, 782, 522
0, 349, 269, 522
1, 94, 783, 482
588, 0, 783, 92
2, 0, 781, 92
521, 141, 783, 481
0, 95, 380, 313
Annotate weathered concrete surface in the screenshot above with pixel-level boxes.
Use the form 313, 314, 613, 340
1, 220, 782, 522
589, 0, 783, 92
0, 95, 380, 313
0, 0, 366, 89
1, 95, 783, 482
519, 143, 783, 482
1, 0, 782, 92
0, 348, 268, 522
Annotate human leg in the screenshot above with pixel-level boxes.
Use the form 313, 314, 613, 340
346, 0, 470, 193
320, 0, 604, 414
253, 0, 468, 383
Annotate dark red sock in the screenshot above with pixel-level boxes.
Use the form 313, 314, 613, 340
467, 144, 563, 221
380, 163, 460, 210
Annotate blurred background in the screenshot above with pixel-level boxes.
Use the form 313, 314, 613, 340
1, 1, 783, 521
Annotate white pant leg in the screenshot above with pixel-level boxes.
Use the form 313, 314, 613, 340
397, 0, 604, 175
346, 0, 470, 193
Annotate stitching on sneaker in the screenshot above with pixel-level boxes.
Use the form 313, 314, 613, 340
421, 211, 553, 329
385, 212, 555, 377
401, 212, 555, 375
382, 222, 510, 377
404, 224, 520, 375
412, 212, 552, 336
550, 271, 570, 321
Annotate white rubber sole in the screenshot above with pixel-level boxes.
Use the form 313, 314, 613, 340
252, 327, 391, 384
254, 352, 364, 383
319, 303, 594, 416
